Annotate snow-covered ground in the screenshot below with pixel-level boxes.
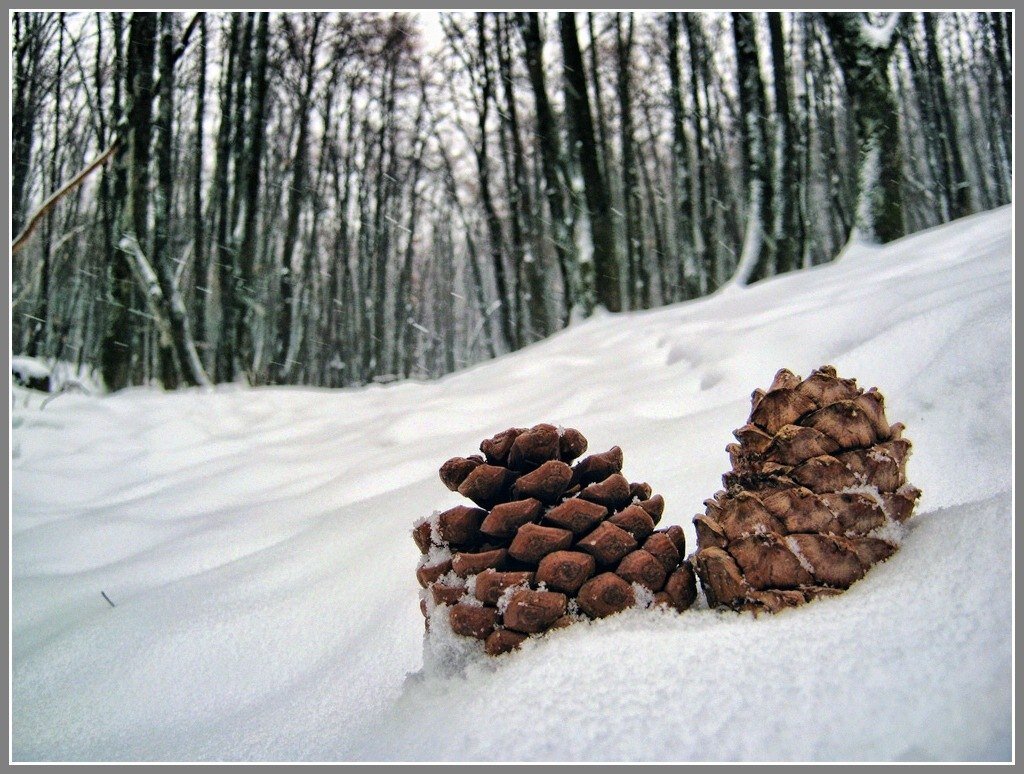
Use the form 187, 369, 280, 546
11, 207, 1012, 762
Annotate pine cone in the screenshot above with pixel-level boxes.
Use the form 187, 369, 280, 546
693, 366, 922, 613
415, 423, 696, 655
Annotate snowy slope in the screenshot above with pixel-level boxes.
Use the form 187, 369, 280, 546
11, 207, 1012, 762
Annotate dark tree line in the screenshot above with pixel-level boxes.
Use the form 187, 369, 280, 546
10, 12, 1013, 391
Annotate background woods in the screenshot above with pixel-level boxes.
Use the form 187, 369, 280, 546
10, 11, 1012, 391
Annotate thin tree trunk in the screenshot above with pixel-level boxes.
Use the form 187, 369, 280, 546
559, 11, 619, 313
192, 14, 208, 362
31, 15, 64, 357
121, 12, 158, 380
12, 14, 48, 238
497, 13, 547, 342
153, 12, 179, 387
768, 13, 801, 275
394, 101, 427, 378
922, 13, 970, 219
665, 13, 695, 300
636, 98, 670, 304
328, 83, 357, 386
100, 12, 132, 390
902, 23, 948, 223
615, 13, 646, 309
586, 13, 610, 183
474, 14, 516, 352
276, 14, 322, 382
682, 14, 713, 293
517, 12, 573, 324
990, 12, 1012, 126
728, 12, 775, 287
982, 14, 1009, 205
233, 12, 270, 378
433, 117, 497, 361
213, 14, 240, 382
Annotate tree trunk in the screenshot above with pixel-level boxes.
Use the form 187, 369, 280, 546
12, 14, 48, 238
586, 13, 610, 183
192, 14, 208, 363
990, 12, 1011, 126
901, 22, 948, 223
153, 12, 179, 387
497, 13, 548, 343
233, 12, 270, 379
615, 14, 646, 309
822, 12, 904, 244
211, 16, 238, 382
665, 13, 695, 300
276, 14, 322, 383
394, 102, 427, 378
113, 12, 158, 387
636, 98, 670, 304
516, 12, 573, 324
768, 13, 802, 275
922, 13, 970, 219
728, 12, 775, 287
433, 118, 497, 361
476, 13, 517, 352
215, 13, 251, 381
31, 15, 64, 357
100, 12, 132, 390
559, 11, 619, 313
984, 13, 1011, 205
327, 83, 357, 386
370, 50, 401, 379
682, 14, 713, 294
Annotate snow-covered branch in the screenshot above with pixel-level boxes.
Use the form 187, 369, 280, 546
119, 233, 212, 388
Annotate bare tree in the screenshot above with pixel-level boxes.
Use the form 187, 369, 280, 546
517, 12, 574, 323
727, 12, 775, 287
768, 12, 802, 275
275, 13, 323, 382
10, 11, 1010, 391
559, 11, 619, 313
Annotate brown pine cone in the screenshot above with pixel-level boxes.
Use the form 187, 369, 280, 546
693, 366, 922, 613
415, 423, 696, 654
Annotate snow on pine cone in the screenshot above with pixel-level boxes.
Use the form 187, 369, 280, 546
692, 366, 922, 613
414, 423, 697, 655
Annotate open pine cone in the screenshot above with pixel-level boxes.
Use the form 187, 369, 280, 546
693, 366, 922, 613
415, 423, 696, 655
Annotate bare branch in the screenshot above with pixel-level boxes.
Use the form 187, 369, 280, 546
11, 139, 120, 256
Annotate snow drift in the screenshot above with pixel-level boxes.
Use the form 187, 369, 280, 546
11, 207, 1012, 761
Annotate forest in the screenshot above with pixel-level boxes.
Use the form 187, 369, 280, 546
9, 11, 1013, 391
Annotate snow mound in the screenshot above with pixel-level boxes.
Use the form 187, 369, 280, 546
11, 208, 1012, 761
11, 356, 51, 383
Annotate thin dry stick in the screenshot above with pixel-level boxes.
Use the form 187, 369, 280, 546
100, 590, 116, 608
11, 13, 204, 258
11, 139, 120, 256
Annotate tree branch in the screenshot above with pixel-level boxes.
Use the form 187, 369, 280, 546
12, 13, 204, 257
11, 138, 120, 256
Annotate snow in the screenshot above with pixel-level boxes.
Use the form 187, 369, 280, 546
784, 535, 815, 574
10, 356, 50, 382
10, 357, 102, 400
11, 207, 1012, 762
859, 13, 901, 50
